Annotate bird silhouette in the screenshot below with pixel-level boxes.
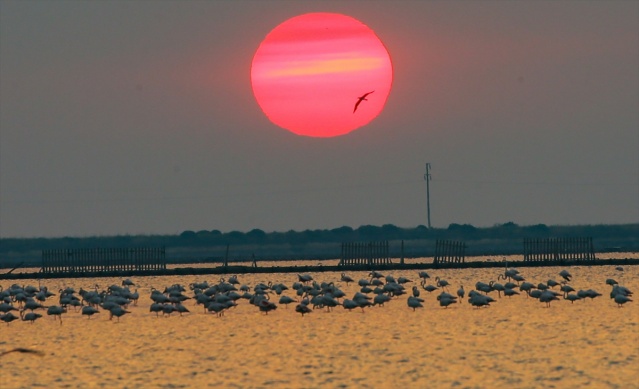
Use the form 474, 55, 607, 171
295, 303, 312, 317
457, 285, 465, 299
81, 306, 100, 319
559, 269, 572, 282
353, 91, 374, 113
0, 348, 44, 357
20, 311, 42, 323
340, 273, 355, 285
407, 296, 424, 311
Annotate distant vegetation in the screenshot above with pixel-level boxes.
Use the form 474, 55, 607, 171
1, 223, 637, 265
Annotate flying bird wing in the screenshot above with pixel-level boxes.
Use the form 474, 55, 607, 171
362, 91, 375, 98
353, 91, 375, 113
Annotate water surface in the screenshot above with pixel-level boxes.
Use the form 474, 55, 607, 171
1, 264, 637, 388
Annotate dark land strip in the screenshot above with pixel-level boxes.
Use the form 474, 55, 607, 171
1, 257, 637, 280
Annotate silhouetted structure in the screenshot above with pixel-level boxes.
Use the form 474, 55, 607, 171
523, 237, 595, 262
339, 241, 391, 267
41, 247, 166, 273
434, 240, 466, 265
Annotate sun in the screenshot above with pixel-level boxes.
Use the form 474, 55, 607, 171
251, 13, 393, 138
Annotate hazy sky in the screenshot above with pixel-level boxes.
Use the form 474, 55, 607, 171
1, 1, 638, 238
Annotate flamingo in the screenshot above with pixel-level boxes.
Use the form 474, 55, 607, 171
476, 282, 493, 295
149, 303, 163, 317
298, 274, 313, 284
46, 305, 66, 324
457, 285, 465, 300
207, 302, 226, 317
606, 278, 618, 286
342, 299, 360, 312
421, 280, 439, 293
1, 312, 20, 324
21, 311, 42, 323
614, 294, 632, 307
258, 299, 277, 315
412, 286, 421, 298
340, 273, 355, 285
439, 297, 457, 308
175, 303, 190, 316
584, 289, 602, 300
81, 306, 100, 319
129, 289, 139, 306
559, 269, 572, 282
295, 303, 312, 317
547, 279, 561, 289
511, 274, 526, 284
109, 306, 131, 322
539, 291, 560, 307
373, 294, 391, 307
492, 282, 506, 298
468, 292, 493, 308
162, 304, 176, 317
278, 295, 296, 308
498, 265, 520, 281
0, 303, 18, 314
407, 296, 424, 311
503, 288, 520, 297
519, 282, 535, 296
435, 277, 450, 291
564, 293, 581, 303
23, 298, 43, 312
437, 291, 457, 302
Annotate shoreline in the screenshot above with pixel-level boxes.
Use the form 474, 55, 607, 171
1, 257, 637, 280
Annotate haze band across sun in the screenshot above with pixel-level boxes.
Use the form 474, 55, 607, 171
251, 13, 393, 137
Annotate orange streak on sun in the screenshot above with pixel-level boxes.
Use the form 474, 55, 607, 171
262, 56, 385, 78
251, 13, 393, 137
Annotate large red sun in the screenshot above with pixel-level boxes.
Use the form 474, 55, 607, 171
251, 13, 393, 137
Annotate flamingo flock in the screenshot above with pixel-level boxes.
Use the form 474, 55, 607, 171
0, 268, 634, 327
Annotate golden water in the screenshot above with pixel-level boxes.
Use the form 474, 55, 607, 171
1, 264, 637, 388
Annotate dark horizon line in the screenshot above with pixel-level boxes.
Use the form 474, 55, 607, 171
1, 221, 637, 241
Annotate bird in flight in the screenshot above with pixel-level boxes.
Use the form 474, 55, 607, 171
353, 91, 374, 113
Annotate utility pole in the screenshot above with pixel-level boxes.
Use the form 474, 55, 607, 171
424, 163, 432, 228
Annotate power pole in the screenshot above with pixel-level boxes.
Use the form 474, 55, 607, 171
424, 163, 432, 228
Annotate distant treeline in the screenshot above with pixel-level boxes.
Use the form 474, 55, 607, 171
1, 222, 637, 254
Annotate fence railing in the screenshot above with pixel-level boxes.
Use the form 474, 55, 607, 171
41, 247, 166, 273
434, 240, 466, 265
523, 237, 595, 262
339, 241, 392, 267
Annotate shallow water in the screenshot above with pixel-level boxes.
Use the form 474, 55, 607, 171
1, 265, 637, 388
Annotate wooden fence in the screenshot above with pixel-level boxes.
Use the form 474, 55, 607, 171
434, 240, 466, 265
339, 241, 392, 267
41, 247, 166, 273
523, 237, 595, 262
